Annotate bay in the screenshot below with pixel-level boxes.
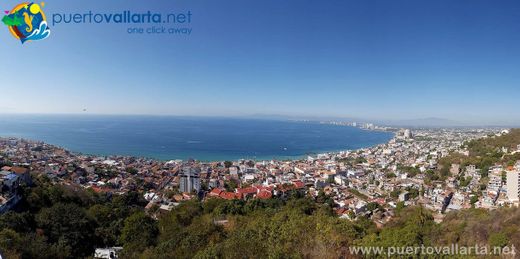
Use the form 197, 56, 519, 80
0, 115, 393, 161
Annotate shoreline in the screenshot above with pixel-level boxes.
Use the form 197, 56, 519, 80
0, 132, 396, 163
0, 117, 395, 163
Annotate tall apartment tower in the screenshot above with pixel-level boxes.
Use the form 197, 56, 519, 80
507, 162, 520, 203
179, 166, 201, 193
404, 129, 413, 139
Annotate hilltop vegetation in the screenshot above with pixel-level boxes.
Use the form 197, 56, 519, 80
435, 129, 520, 180
2, 175, 520, 258
0, 175, 147, 258
1, 176, 369, 258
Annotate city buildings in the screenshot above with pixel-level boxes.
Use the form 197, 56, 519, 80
179, 166, 201, 193
0, 126, 514, 222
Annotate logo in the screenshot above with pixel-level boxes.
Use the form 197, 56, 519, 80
2, 2, 50, 43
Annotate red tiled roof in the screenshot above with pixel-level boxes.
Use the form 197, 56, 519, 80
10, 166, 28, 174
335, 208, 347, 215
89, 186, 105, 193
254, 185, 273, 191
209, 188, 224, 197
293, 181, 305, 189
372, 198, 385, 205
219, 191, 238, 200
257, 190, 272, 199
236, 187, 257, 195
278, 183, 297, 192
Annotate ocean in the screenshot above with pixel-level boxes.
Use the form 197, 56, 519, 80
0, 115, 393, 161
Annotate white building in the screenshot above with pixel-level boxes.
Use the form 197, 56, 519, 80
487, 166, 503, 195
334, 175, 348, 186
507, 163, 520, 203
404, 129, 413, 139
94, 247, 123, 259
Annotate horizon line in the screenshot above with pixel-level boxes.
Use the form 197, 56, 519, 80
0, 112, 518, 128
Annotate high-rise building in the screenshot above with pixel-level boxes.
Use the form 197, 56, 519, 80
179, 166, 201, 193
507, 162, 520, 203
404, 129, 413, 139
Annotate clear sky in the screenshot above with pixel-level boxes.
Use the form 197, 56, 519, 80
1, 0, 519, 124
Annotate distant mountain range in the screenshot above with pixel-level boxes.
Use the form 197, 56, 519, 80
375, 117, 468, 128
246, 114, 517, 128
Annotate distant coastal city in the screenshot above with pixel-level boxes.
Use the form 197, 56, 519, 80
2, 121, 516, 226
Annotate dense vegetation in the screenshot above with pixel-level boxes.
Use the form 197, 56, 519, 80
1, 175, 520, 258
0, 175, 147, 258
434, 129, 520, 181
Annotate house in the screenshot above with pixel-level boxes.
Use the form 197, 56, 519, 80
0, 194, 22, 214
229, 167, 239, 178
219, 191, 238, 200
450, 164, 460, 175
399, 192, 410, 202
334, 174, 348, 186
94, 247, 123, 259
236, 187, 257, 200
0, 169, 27, 214
257, 189, 272, 199
208, 188, 224, 198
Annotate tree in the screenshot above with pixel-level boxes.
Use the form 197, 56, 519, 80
395, 201, 406, 213
0, 229, 67, 259
316, 190, 334, 207
366, 202, 382, 212
390, 189, 401, 199
88, 204, 128, 247
398, 166, 421, 177
36, 203, 96, 257
360, 207, 434, 248
0, 212, 33, 233
224, 180, 238, 192
224, 161, 233, 168
125, 167, 139, 175
246, 160, 255, 168
470, 195, 479, 205
489, 232, 508, 248
120, 212, 158, 254
406, 187, 420, 199
0, 228, 23, 258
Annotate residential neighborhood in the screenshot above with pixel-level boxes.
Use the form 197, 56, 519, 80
2, 126, 518, 227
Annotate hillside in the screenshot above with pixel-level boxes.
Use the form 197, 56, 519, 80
1, 176, 520, 258
435, 129, 520, 180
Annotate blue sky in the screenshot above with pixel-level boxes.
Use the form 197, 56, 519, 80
1, 0, 519, 124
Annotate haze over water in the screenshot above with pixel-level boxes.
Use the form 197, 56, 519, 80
0, 115, 393, 161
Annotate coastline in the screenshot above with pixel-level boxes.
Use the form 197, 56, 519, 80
0, 115, 394, 162
0, 131, 396, 163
